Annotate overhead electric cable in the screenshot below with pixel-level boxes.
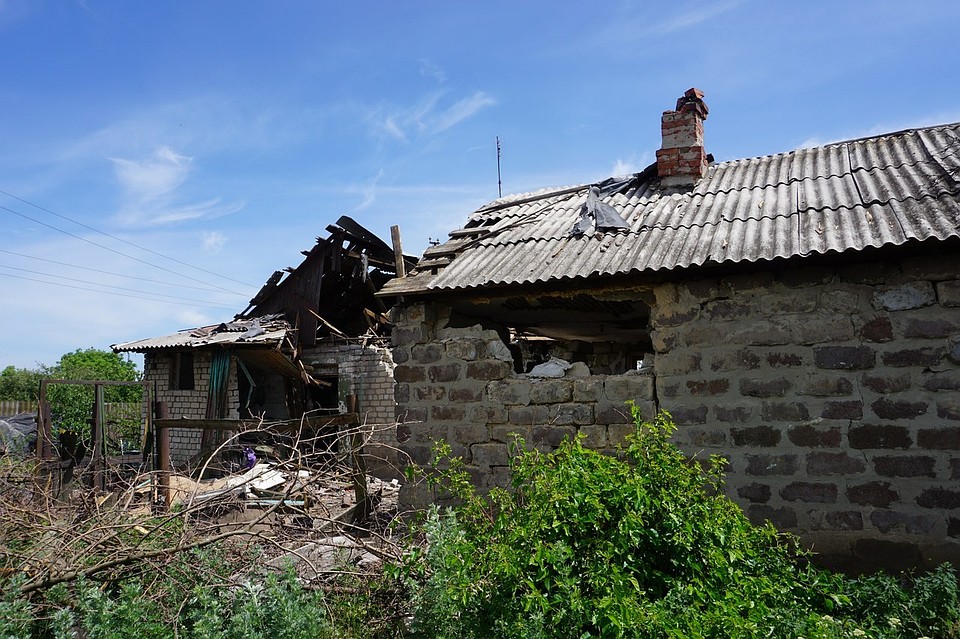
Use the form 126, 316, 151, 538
0, 272, 238, 311
0, 189, 256, 290
0, 264, 239, 306
1, 204, 251, 297
0, 248, 236, 294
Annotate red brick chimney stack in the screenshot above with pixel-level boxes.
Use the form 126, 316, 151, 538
656, 87, 709, 187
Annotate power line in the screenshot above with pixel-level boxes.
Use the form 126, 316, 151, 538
1, 204, 251, 297
0, 272, 238, 311
0, 264, 240, 306
0, 189, 257, 291
0, 248, 241, 294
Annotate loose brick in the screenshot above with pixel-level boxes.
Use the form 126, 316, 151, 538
392, 325, 426, 347
917, 427, 960, 450
881, 346, 946, 367
392, 346, 410, 364
849, 424, 911, 449
737, 482, 771, 503
729, 320, 791, 346
686, 378, 730, 395
577, 424, 607, 448
682, 324, 724, 347
860, 316, 894, 342
761, 401, 810, 422
871, 398, 927, 420
814, 346, 875, 370
731, 425, 781, 447
847, 482, 899, 507
950, 339, 960, 364
781, 482, 837, 503
445, 338, 482, 361
788, 424, 841, 448
745, 453, 798, 476
916, 487, 960, 509
715, 405, 752, 423
874, 455, 937, 477
806, 451, 866, 475
872, 281, 936, 311
822, 400, 863, 420
791, 314, 856, 344
471, 442, 510, 467
740, 377, 790, 397
748, 505, 798, 528
861, 372, 911, 394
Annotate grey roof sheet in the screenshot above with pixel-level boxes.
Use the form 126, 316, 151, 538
112, 316, 291, 353
382, 122, 960, 295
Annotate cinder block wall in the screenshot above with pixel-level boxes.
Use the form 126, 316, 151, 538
650, 254, 960, 569
392, 252, 960, 569
392, 303, 657, 506
142, 350, 240, 466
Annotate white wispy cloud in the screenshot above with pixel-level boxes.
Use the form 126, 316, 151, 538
369, 90, 496, 142
595, 0, 745, 44
110, 146, 244, 226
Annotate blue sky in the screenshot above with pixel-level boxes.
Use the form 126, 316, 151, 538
2, 1, 960, 371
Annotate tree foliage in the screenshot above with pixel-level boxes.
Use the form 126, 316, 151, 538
0, 365, 43, 402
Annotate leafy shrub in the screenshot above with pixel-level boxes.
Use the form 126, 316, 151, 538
399, 407, 960, 639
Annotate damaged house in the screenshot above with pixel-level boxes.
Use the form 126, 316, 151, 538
113, 216, 412, 468
380, 89, 960, 570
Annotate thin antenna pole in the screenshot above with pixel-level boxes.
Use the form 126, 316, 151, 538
496, 136, 502, 198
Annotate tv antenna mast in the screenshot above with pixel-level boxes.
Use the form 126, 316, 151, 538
496, 136, 502, 198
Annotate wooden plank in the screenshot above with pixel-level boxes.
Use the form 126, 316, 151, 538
390, 225, 406, 277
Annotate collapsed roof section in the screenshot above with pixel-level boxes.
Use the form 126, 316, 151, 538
238, 215, 417, 349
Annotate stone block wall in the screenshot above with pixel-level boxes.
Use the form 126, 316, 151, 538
392, 303, 657, 505
649, 254, 960, 568
392, 251, 960, 569
143, 350, 240, 466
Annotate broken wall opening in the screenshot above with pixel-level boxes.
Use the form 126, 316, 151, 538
446, 289, 655, 378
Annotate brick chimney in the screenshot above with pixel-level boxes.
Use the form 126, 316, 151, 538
656, 87, 709, 187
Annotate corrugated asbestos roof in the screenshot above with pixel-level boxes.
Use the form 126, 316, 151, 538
112, 315, 291, 353
381, 122, 960, 296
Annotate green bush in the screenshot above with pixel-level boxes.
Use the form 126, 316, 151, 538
399, 407, 960, 639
